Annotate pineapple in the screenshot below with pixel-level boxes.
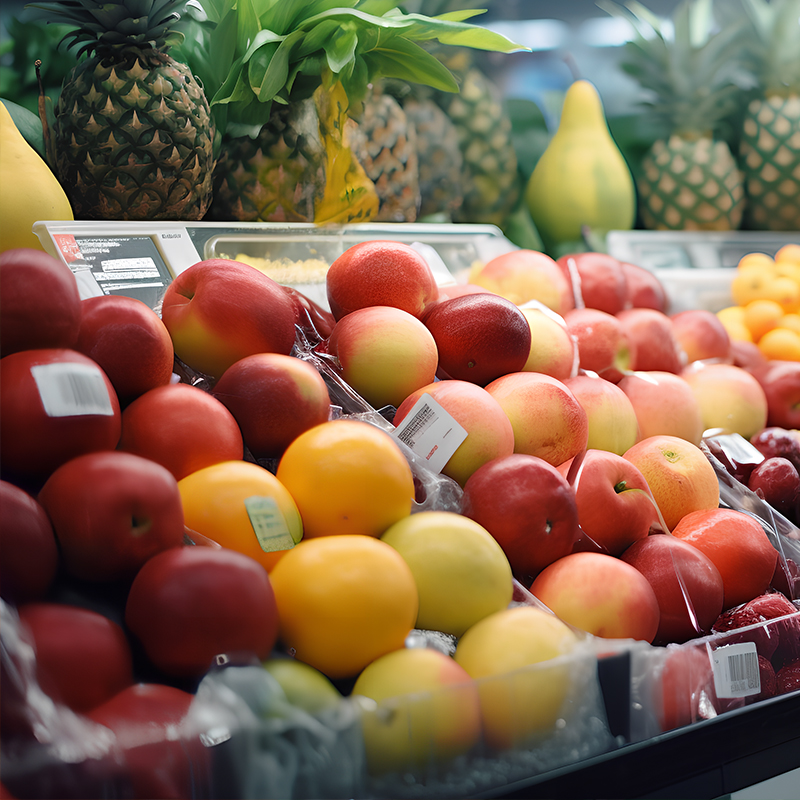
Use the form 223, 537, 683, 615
176, 0, 525, 224
736, 0, 800, 231
24, 0, 216, 221
600, 0, 748, 231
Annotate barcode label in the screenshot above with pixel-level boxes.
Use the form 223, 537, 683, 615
31, 362, 115, 418
708, 641, 761, 698
392, 393, 467, 474
245, 495, 297, 553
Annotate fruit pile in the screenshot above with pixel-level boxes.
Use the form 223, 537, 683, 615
2, 242, 800, 798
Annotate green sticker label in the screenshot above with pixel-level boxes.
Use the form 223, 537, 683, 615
244, 495, 296, 553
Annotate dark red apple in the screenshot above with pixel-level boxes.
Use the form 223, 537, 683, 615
461, 453, 580, 583
620, 261, 669, 313
0, 480, 59, 603
748, 457, 800, 519
776, 661, 800, 694
750, 426, 800, 472
658, 644, 718, 732
125, 545, 280, 678
38, 450, 186, 582
17, 602, 134, 713
0, 348, 121, 486
556, 252, 629, 315
746, 655, 777, 704
616, 307, 686, 373
0, 248, 81, 358
704, 431, 765, 485
751, 361, 800, 428
621, 533, 725, 644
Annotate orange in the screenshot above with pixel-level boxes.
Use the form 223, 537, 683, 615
742, 298, 785, 341
178, 460, 303, 572
778, 312, 800, 335
268, 534, 418, 679
757, 326, 800, 361
622, 435, 720, 533
761, 275, 800, 312
737, 252, 775, 272
775, 243, 800, 266
671, 508, 778, 609
715, 306, 753, 343
276, 418, 415, 538
730, 269, 772, 307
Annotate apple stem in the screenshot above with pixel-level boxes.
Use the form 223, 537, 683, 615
614, 480, 627, 493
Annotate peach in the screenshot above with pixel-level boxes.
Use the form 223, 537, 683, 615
0, 248, 81, 358
617, 307, 686, 373
326, 240, 438, 321
422, 293, 531, 385
160, 258, 297, 380
564, 307, 635, 383
392, 380, 515, 487
557, 252, 629, 315
484, 372, 588, 466
670, 308, 732, 364
530, 551, 661, 642
212, 353, 331, 460
327, 305, 438, 408
469, 249, 575, 316
681, 362, 768, 440
75, 294, 174, 407
563, 374, 639, 455
623, 434, 720, 532
118, 383, 244, 481
519, 303, 578, 379
617, 370, 704, 444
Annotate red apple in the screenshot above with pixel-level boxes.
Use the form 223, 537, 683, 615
750, 426, 800, 472
0, 348, 121, 486
558, 449, 659, 555
38, 450, 186, 582
751, 360, 800, 428
557, 252, 629, 315
731, 339, 769, 373
422, 293, 531, 386
461, 453, 580, 583
518, 303, 578, 380
563, 374, 639, 455
670, 308, 732, 365
17, 602, 134, 713
212, 353, 331, 460
616, 307, 686, 373
0, 248, 81, 358
125, 545, 280, 677
87, 682, 199, 800
748, 457, 800, 519
529, 551, 661, 642
74, 294, 175, 407
484, 372, 589, 467
617, 370, 704, 444
0, 480, 59, 603
620, 533, 725, 644
280, 284, 336, 341
118, 382, 244, 481
327, 305, 438, 407
469, 249, 575, 316
564, 307, 635, 383
160, 258, 297, 379
326, 240, 438, 321
620, 261, 669, 312
657, 644, 717, 732
392, 380, 515, 487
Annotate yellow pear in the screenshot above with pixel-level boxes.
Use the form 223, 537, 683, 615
525, 79, 635, 251
0, 101, 73, 254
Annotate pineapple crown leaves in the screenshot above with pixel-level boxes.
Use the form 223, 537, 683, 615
23, 0, 191, 57
174, 0, 527, 139
598, 0, 753, 136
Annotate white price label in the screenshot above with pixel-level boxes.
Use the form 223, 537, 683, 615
31, 362, 115, 418
392, 393, 467, 473
244, 495, 297, 553
707, 641, 761, 699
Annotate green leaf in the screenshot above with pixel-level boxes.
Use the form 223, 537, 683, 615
324, 23, 359, 73
253, 29, 304, 102
362, 39, 459, 92
1, 98, 46, 158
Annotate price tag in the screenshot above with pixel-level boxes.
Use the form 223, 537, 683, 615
31, 362, 115, 418
392, 393, 467, 473
244, 495, 297, 553
707, 641, 761, 699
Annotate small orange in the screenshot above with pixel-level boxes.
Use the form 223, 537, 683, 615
276, 418, 415, 538
268, 534, 419, 679
775, 243, 800, 266
730, 269, 772, 307
737, 252, 775, 272
671, 508, 778, 609
761, 275, 800, 312
757, 326, 800, 361
742, 298, 785, 341
778, 312, 800, 334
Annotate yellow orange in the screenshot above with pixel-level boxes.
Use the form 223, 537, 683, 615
758, 326, 800, 361
776, 243, 800, 266
778, 313, 800, 334
737, 252, 775, 272
268, 534, 419, 679
774, 259, 800, 284
742, 298, 785, 341
276, 418, 415, 539
730, 269, 772, 307
623, 435, 720, 533
716, 306, 752, 343
762, 275, 800, 312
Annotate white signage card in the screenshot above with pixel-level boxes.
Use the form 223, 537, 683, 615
31, 362, 115, 417
707, 641, 761, 699
392, 393, 467, 474
244, 495, 296, 553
